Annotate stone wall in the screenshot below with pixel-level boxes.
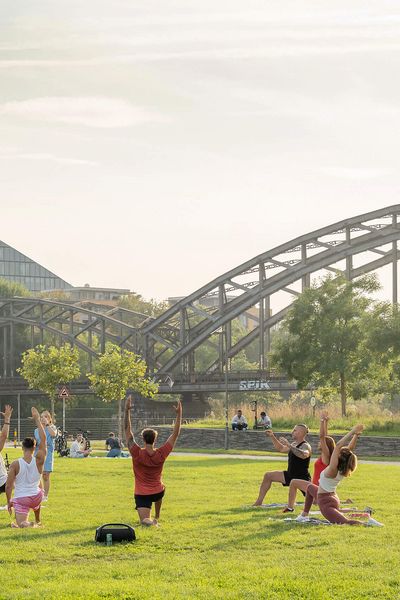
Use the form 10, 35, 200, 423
134, 426, 400, 457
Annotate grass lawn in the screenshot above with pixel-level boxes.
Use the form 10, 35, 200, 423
1, 450, 399, 600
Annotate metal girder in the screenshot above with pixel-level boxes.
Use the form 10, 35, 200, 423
142, 205, 400, 375
0, 298, 141, 375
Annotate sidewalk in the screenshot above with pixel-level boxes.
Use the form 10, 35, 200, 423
171, 451, 400, 466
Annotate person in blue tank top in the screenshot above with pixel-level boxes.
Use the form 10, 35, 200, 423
34, 411, 57, 502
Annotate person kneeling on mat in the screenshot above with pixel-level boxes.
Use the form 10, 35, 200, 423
253, 425, 312, 506
5, 407, 46, 528
124, 394, 182, 526
296, 424, 383, 527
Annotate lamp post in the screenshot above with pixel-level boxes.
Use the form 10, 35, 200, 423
224, 327, 229, 451
216, 327, 229, 450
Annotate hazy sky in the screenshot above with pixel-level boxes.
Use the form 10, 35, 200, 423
1, 1, 400, 300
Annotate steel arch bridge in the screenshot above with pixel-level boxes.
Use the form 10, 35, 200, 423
141, 204, 400, 391
1, 205, 400, 395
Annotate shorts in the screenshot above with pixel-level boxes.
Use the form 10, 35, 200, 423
134, 489, 165, 510
283, 471, 311, 494
0, 482, 6, 495
12, 490, 44, 516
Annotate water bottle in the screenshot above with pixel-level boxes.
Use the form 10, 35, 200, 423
106, 533, 112, 546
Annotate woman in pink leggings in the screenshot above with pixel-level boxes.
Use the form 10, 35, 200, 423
297, 424, 383, 527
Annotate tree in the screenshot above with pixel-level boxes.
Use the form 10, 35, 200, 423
271, 274, 381, 416
87, 343, 158, 437
118, 293, 168, 318
18, 344, 81, 416
0, 277, 30, 298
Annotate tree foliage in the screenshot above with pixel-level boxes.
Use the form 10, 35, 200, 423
18, 344, 81, 398
0, 277, 30, 298
118, 293, 168, 318
271, 274, 381, 416
87, 343, 158, 402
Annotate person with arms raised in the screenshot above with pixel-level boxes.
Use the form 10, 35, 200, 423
6, 407, 47, 528
125, 395, 182, 526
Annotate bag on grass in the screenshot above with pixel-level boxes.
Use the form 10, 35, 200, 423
95, 523, 136, 543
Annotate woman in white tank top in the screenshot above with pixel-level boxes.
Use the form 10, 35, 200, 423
297, 424, 383, 526
5, 407, 47, 528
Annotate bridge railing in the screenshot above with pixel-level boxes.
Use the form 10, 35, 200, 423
168, 369, 288, 384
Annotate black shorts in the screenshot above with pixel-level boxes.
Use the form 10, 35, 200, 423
283, 471, 311, 494
0, 482, 5, 495
134, 489, 165, 509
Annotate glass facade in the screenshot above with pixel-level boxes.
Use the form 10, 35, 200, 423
0, 240, 72, 292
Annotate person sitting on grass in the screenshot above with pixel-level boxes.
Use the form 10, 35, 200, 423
296, 424, 383, 526
253, 424, 312, 506
124, 394, 182, 527
105, 432, 123, 458
258, 411, 272, 429
5, 407, 46, 528
282, 410, 359, 513
232, 409, 248, 431
70, 433, 91, 458
0, 404, 12, 497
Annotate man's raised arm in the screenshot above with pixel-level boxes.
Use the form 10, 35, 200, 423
124, 395, 135, 449
32, 407, 46, 465
0, 404, 12, 452
267, 430, 290, 453
167, 401, 182, 448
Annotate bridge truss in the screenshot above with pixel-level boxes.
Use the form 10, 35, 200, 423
1, 206, 400, 394
141, 205, 400, 383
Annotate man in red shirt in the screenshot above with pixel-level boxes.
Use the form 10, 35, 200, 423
124, 394, 182, 526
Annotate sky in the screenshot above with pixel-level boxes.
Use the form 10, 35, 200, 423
1, 0, 400, 300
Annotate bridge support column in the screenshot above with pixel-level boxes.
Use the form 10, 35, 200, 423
180, 392, 211, 419
393, 212, 398, 306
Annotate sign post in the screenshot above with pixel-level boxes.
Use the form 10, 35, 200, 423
310, 395, 316, 418
58, 385, 70, 432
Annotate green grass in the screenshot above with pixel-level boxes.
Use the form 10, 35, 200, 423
187, 417, 400, 437
1, 449, 399, 599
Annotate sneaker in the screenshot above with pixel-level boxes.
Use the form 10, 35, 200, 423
364, 506, 373, 516
367, 517, 384, 527
295, 515, 310, 522
282, 507, 294, 513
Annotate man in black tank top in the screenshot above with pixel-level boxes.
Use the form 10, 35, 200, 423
253, 424, 311, 506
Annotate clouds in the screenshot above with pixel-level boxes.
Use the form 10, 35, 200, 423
0, 150, 97, 167
0, 97, 166, 128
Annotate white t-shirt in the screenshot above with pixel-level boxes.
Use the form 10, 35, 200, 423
0, 453, 7, 487
70, 440, 85, 458
232, 414, 247, 425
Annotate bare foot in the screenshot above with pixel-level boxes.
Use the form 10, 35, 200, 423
11, 522, 19, 528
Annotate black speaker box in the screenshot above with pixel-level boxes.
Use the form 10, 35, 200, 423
95, 523, 136, 543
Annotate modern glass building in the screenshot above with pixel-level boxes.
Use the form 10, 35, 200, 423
0, 240, 72, 292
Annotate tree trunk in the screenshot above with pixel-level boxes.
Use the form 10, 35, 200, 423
51, 396, 55, 421
340, 372, 346, 417
118, 399, 123, 440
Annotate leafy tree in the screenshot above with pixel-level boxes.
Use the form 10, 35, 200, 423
118, 293, 168, 318
18, 344, 81, 416
271, 274, 380, 416
87, 343, 158, 437
0, 277, 30, 298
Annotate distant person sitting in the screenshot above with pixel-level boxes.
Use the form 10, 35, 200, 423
106, 432, 122, 457
258, 412, 272, 429
70, 433, 91, 458
232, 410, 248, 431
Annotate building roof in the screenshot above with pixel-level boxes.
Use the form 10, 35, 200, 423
0, 240, 72, 292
